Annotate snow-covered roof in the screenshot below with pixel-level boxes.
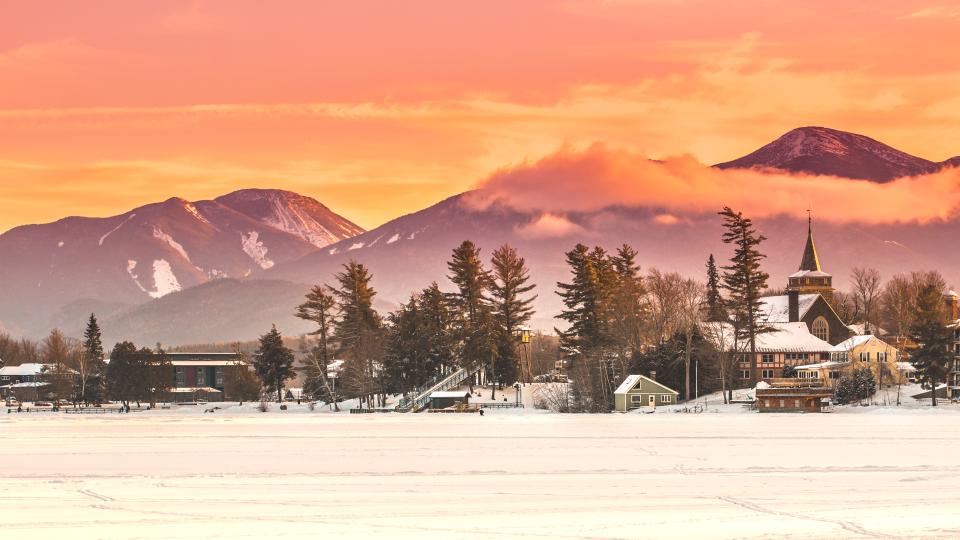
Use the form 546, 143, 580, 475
429, 391, 470, 399
700, 322, 833, 353
795, 360, 851, 370
169, 387, 223, 393
3, 381, 50, 388
846, 323, 888, 336
758, 294, 819, 323
789, 270, 831, 278
614, 375, 641, 395
170, 360, 242, 367
830, 334, 896, 352
896, 362, 916, 372
613, 374, 679, 395
0, 363, 46, 377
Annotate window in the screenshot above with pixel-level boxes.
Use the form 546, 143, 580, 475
761, 369, 774, 379
0, 375, 7, 381
812, 317, 829, 342
779, 399, 785, 407
794, 399, 801, 408
631, 395, 643, 404
877, 352, 887, 362
860, 352, 870, 362
764, 400, 770, 407
761, 354, 774, 364
811, 371, 819, 379
829, 370, 840, 379
660, 395, 671, 403
175, 367, 185, 387
215, 367, 224, 387
196, 367, 204, 386
741, 370, 750, 379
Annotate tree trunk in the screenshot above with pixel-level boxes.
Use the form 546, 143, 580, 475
684, 333, 692, 401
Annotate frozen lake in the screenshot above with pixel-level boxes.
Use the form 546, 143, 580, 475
2, 409, 959, 539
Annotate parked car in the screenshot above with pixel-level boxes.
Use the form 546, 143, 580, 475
5, 398, 20, 407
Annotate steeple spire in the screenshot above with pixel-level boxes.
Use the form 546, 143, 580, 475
799, 210, 821, 272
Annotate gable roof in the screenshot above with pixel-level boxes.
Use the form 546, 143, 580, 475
830, 334, 897, 352
758, 294, 819, 323
613, 374, 678, 395
700, 322, 833, 353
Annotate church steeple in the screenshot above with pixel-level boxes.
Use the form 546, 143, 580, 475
798, 211, 822, 272
787, 211, 834, 300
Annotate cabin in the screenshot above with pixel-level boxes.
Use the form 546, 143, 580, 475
756, 380, 834, 413
428, 391, 471, 410
614, 374, 679, 411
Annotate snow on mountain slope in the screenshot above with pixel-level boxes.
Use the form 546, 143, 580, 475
715, 126, 943, 182
0, 190, 362, 337
216, 189, 364, 248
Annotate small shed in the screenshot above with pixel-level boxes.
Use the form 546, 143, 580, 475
614, 375, 679, 411
428, 391, 471, 410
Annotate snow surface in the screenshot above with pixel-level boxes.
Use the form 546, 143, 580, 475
386, 233, 400, 244
152, 226, 191, 262
148, 259, 181, 298
240, 231, 274, 269
98, 213, 135, 246
3, 410, 960, 538
348, 242, 364, 251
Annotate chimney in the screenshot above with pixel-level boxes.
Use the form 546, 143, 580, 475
788, 290, 800, 323
649, 370, 657, 381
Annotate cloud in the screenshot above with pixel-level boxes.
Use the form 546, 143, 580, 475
515, 213, 586, 238
466, 143, 960, 225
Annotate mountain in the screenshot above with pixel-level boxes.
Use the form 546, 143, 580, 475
715, 126, 955, 182
0, 189, 362, 336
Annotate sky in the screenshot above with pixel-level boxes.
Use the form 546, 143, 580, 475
2, 0, 960, 233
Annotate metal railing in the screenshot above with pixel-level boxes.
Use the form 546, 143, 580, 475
396, 366, 475, 413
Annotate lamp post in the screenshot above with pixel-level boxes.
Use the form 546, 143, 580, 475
514, 382, 521, 407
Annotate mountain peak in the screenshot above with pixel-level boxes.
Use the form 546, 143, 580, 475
215, 188, 364, 248
715, 126, 940, 182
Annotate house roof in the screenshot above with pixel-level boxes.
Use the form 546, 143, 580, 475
170, 360, 243, 367
758, 294, 820, 323
166, 352, 239, 360
701, 322, 833, 353
830, 334, 897, 352
795, 360, 851, 370
0, 363, 46, 376
846, 323, 888, 336
429, 391, 470, 399
613, 374, 679, 395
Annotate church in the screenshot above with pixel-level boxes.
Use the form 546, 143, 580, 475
758, 217, 850, 346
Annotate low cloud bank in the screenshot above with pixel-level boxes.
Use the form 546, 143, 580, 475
466, 143, 960, 225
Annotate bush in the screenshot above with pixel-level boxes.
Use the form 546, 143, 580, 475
834, 368, 876, 405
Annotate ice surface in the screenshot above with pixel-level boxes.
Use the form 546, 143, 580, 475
2, 409, 959, 538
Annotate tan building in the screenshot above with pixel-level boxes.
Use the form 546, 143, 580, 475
795, 335, 907, 388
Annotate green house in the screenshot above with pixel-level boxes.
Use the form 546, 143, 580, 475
614, 374, 679, 412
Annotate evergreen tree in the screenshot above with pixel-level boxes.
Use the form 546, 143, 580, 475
253, 325, 295, 403
418, 283, 457, 375
83, 313, 106, 403
705, 254, 725, 322
383, 293, 429, 394
330, 260, 384, 408
295, 285, 338, 408
447, 241, 498, 397
490, 244, 537, 385
718, 207, 770, 386
909, 282, 952, 406
609, 245, 647, 367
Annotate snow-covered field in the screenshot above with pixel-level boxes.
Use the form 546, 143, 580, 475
3, 408, 960, 539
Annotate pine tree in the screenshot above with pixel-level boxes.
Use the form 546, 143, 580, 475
609, 245, 647, 367
83, 313, 106, 403
909, 282, 952, 406
253, 325, 295, 403
330, 260, 384, 408
447, 241, 498, 397
419, 283, 456, 375
718, 207, 770, 386
490, 244, 537, 385
295, 285, 338, 408
705, 254, 725, 322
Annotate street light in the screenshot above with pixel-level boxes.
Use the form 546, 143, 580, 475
514, 382, 521, 407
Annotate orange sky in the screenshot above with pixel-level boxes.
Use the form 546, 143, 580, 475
2, 0, 959, 232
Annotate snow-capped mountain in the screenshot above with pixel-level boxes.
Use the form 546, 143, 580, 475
0, 189, 362, 336
215, 189, 364, 248
714, 126, 954, 182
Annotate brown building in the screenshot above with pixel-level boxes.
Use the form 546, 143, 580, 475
756, 379, 834, 413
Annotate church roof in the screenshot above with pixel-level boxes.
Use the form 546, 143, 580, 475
758, 294, 820, 323
799, 216, 823, 272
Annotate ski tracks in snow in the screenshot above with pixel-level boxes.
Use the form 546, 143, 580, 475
717, 495, 903, 539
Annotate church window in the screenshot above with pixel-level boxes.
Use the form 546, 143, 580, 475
812, 317, 829, 342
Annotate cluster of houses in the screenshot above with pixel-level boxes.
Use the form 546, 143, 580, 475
614, 219, 960, 413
